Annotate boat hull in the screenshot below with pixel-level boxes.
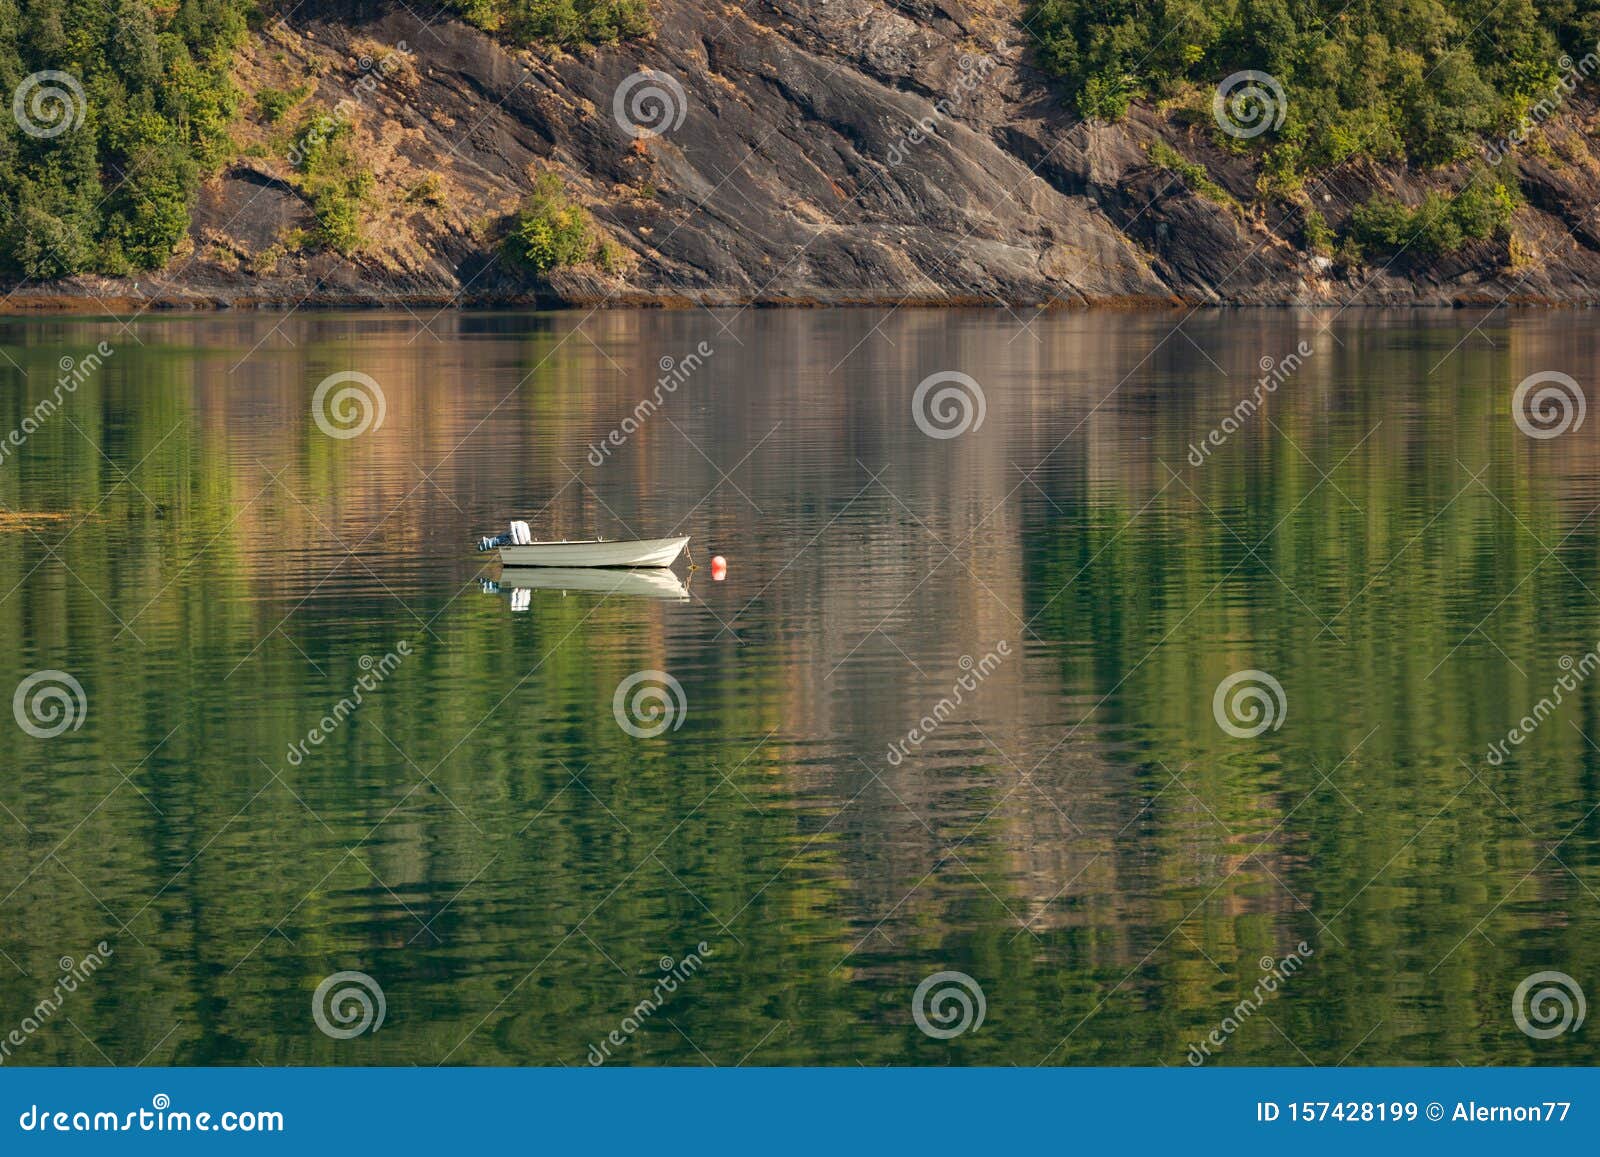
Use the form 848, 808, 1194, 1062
495, 536, 689, 568
494, 567, 689, 601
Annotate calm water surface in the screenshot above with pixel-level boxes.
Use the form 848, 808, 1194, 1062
2, 308, 1598, 1065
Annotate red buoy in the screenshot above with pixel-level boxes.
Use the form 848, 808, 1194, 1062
711, 555, 727, 581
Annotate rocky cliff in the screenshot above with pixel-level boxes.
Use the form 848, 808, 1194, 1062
11, 0, 1600, 310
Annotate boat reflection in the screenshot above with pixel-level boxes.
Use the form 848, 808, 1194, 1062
479, 566, 690, 607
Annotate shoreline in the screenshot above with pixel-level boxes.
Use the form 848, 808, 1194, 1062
0, 291, 1592, 315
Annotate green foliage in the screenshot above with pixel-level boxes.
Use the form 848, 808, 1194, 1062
0, 0, 254, 279
10, 201, 95, 279
1349, 173, 1521, 256
1023, 0, 1600, 174
255, 84, 309, 123
506, 173, 599, 273
448, 0, 652, 46
1451, 176, 1524, 238
594, 237, 624, 273
405, 174, 448, 208
1301, 208, 1335, 256
1147, 139, 1235, 207
1078, 69, 1134, 121
292, 114, 374, 255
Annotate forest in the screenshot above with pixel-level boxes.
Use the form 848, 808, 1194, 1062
3, 0, 1600, 282
0, 0, 253, 279
446, 0, 651, 45
0, 0, 656, 282
1028, 0, 1600, 173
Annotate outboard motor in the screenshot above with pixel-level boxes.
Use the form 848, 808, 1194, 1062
478, 520, 533, 552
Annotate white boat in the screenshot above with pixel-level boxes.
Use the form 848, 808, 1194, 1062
495, 536, 689, 568
486, 567, 689, 602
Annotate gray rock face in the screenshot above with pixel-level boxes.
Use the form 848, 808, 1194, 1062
13, 1, 1600, 308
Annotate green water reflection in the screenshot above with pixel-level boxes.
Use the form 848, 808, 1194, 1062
0, 308, 1597, 1066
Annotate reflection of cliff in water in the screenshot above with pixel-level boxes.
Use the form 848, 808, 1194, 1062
6, 310, 1600, 1063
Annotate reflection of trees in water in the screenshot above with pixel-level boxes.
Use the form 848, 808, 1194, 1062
1, 310, 1598, 1064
